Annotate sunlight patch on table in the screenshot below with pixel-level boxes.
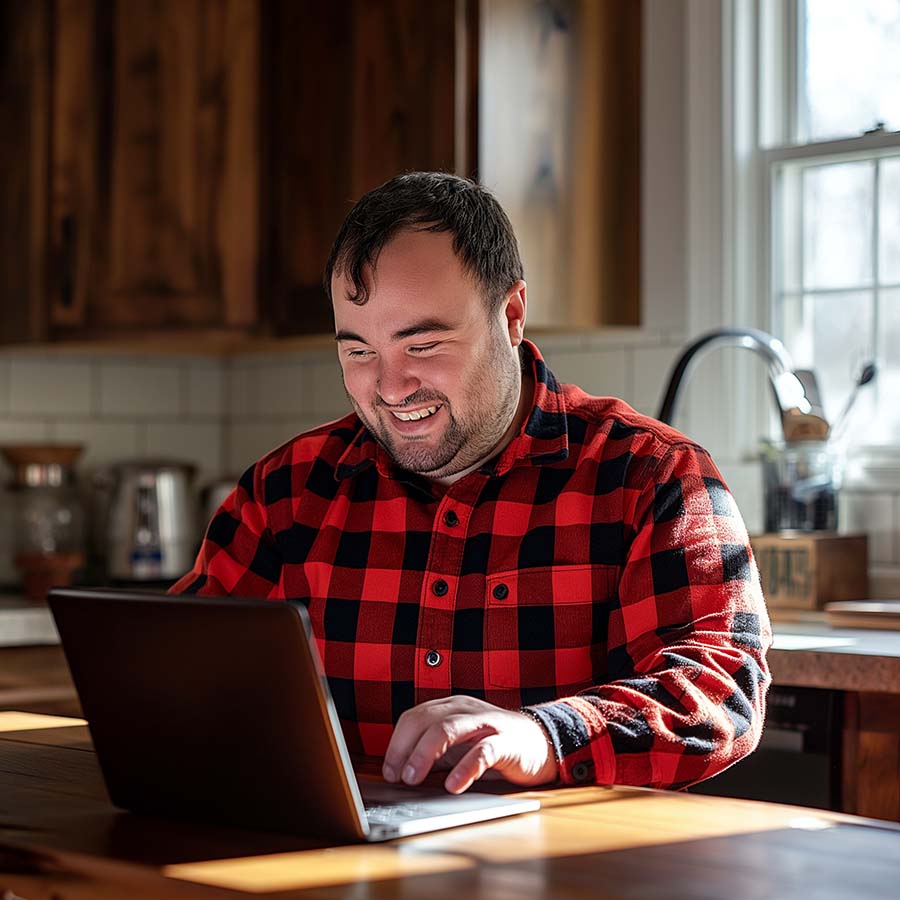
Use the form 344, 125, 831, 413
0, 712, 86, 732
164, 845, 473, 893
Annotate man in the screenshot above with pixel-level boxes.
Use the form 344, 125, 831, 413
172, 172, 771, 796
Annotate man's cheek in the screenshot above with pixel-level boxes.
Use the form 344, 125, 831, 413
341, 371, 368, 407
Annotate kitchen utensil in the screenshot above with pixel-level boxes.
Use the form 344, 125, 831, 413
761, 439, 841, 532
104, 459, 197, 582
0, 444, 86, 603
829, 360, 877, 443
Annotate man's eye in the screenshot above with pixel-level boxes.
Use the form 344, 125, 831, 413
408, 343, 439, 354
346, 349, 373, 359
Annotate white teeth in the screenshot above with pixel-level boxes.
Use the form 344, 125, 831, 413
391, 405, 439, 422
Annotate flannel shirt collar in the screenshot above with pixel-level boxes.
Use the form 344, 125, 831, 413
334, 338, 569, 482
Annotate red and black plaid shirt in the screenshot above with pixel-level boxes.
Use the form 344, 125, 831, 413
172, 340, 771, 789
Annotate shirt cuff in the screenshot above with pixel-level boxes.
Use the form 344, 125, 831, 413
521, 699, 616, 786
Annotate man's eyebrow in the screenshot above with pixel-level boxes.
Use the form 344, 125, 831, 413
334, 320, 457, 344
334, 329, 367, 343
392, 319, 456, 340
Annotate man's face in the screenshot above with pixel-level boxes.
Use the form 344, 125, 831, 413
332, 229, 526, 482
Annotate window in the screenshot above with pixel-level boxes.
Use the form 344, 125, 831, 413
763, 0, 900, 445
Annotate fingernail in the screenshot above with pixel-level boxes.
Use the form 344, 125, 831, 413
402, 765, 416, 784
383, 764, 396, 782
445, 773, 461, 793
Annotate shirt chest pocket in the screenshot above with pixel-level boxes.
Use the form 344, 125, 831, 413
485, 564, 618, 690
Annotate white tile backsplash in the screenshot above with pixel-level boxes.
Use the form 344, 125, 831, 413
717, 460, 764, 537
3, 332, 900, 596
227, 418, 320, 474
186, 364, 225, 419
51, 421, 142, 470
540, 347, 629, 400
308, 357, 349, 419
256, 362, 310, 417
0, 418, 53, 448
144, 421, 222, 483
839, 491, 895, 565
9, 358, 92, 417
226, 361, 258, 418
98, 362, 183, 417
632, 344, 682, 419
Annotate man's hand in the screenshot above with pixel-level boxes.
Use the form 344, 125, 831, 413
382, 696, 559, 794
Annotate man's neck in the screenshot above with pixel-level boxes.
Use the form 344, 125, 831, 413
430, 369, 535, 487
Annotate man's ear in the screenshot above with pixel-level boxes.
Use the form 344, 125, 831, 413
502, 280, 527, 347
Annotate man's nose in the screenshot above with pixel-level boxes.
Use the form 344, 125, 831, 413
377, 362, 421, 407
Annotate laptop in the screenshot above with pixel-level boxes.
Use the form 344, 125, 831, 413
47, 588, 540, 842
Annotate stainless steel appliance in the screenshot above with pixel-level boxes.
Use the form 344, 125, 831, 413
105, 460, 197, 582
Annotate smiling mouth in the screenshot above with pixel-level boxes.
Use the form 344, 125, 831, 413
388, 404, 441, 422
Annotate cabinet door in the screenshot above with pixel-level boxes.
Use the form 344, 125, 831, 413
262, 0, 477, 336
0, 0, 51, 344
264, 0, 640, 336
49, 0, 259, 337
480, 0, 641, 329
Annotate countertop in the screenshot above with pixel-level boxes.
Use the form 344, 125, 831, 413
0, 596, 59, 647
769, 618, 900, 693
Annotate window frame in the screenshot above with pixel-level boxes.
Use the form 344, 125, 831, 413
731, 0, 900, 466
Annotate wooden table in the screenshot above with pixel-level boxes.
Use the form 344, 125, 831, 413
2, 713, 900, 899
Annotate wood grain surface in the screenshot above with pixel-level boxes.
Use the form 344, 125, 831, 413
2, 713, 900, 899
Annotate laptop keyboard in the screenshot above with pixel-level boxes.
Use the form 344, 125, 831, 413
363, 802, 432, 822
360, 782, 447, 823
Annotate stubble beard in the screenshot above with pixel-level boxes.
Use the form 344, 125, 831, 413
348, 331, 522, 480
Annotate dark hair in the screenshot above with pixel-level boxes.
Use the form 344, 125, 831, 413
323, 172, 524, 311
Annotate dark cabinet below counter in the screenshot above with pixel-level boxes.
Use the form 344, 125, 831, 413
693, 623, 900, 824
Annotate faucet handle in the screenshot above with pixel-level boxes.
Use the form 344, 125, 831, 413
793, 369, 827, 421
781, 368, 829, 442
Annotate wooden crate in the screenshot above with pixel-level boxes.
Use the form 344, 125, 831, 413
750, 532, 869, 610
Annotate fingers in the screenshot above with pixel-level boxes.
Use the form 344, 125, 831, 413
382, 698, 493, 786
384, 712, 493, 786
444, 737, 500, 794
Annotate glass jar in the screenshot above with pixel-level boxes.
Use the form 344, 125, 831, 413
1, 445, 86, 603
761, 440, 841, 532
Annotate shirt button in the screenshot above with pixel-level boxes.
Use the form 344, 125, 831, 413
444, 510, 459, 527
492, 583, 509, 600
425, 649, 442, 667
572, 763, 591, 783
432, 579, 449, 597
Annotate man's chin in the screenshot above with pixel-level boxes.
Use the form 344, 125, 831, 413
387, 446, 456, 476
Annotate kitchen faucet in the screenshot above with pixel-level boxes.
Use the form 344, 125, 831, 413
656, 327, 825, 441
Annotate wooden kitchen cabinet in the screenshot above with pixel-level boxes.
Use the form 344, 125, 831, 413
50, 0, 259, 339
842, 691, 900, 822
265, 0, 642, 335
261, 0, 477, 336
1, 0, 641, 343
2, 0, 259, 343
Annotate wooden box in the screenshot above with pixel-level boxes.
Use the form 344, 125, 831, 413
750, 532, 869, 610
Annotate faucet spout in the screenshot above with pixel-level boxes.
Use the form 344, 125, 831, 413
656, 327, 814, 431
